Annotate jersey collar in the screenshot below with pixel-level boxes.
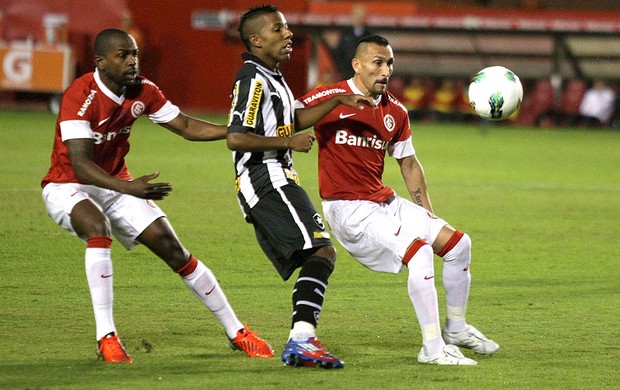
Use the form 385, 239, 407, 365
242, 52, 282, 77
346, 79, 382, 106
94, 68, 126, 105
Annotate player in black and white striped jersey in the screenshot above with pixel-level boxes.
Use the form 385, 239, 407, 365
226, 4, 374, 369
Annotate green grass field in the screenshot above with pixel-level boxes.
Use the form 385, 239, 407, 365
0, 109, 618, 389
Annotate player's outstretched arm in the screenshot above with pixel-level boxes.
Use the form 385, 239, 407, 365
226, 131, 315, 153
295, 94, 375, 130
160, 112, 227, 141
66, 138, 172, 200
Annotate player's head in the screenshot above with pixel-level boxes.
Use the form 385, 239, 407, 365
237, 5, 293, 69
94, 28, 139, 91
352, 35, 394, 98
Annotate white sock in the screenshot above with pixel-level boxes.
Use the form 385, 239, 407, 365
85, 248, 116, 340
289, 321, 316, 341
442, 233, 472, 333
182, 259, 243, 339
407, 243, 444, 356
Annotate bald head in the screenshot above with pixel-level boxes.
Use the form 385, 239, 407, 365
95, 28, 135, 56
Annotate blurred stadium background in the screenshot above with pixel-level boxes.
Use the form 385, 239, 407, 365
2, 0, 620, 127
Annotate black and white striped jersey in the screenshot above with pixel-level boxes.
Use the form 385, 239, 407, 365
228, 53, 299, 216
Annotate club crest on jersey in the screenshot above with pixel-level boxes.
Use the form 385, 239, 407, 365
384, 114, 395, 132
313, 213, 325, 230
131, 101, 145, 118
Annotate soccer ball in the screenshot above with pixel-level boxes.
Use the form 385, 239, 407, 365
468, 66, 523, 121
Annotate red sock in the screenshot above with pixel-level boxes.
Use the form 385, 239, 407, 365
176, 254, 198, 277
403, 239, 429, 266
437, 231, 464, 257
87, 236, 112, 249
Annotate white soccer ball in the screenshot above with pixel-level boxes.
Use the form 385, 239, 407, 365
468, 66, 523, 121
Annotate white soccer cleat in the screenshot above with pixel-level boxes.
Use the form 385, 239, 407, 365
418, 344, 477, 365
442, 325, 499, 355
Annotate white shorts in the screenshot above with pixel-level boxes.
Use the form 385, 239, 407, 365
42, 182, 166, 249
322, 195, 447, 274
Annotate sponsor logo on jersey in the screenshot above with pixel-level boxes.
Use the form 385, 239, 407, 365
387, 94, 408, 113
228, 82, 239, 126
384, 114, 396, 132
277, 124, 294, 137
244, 80, 263, 127
131, 101, 145, 118
302, 88, 347, 105
339, 112, 356, 119
92, 126, 131, 144
77, 89, 97, 117
334, 129, 389, 150
284, 168, 300, 184
140, 78, 157, 87
314, 231, 331, 239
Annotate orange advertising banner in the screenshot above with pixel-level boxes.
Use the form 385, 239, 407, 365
0, 44, 74, 93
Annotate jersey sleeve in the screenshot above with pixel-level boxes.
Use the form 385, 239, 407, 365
227, 74, 266, 134
58, 82, 95, 141
388, 109, 415, 159
138, 78, 180, 123
148, 101, 180, 123
389, 136, 416, 159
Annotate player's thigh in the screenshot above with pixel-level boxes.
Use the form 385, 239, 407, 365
42, 183, 107, 239
323, 200, 404, 274
250, 185, 331, 278
390, 195, 448, 245
106, 195, 166, 250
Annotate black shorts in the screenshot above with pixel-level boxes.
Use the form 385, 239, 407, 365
248, 183, 332, 280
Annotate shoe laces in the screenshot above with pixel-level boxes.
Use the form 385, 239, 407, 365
99, 333, 130, 360
232, 325, 274, 357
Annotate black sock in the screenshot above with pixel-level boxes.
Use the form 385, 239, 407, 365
291, 256, 334, 328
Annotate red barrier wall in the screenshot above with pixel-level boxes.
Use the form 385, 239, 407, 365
126, 0, 312, 114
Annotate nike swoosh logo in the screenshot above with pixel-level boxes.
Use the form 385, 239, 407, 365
98, 117, 111, 126
339, 113, 356, 119
424, 275, 434, 280
394, 226, 402, 236
205, 286, 216, 295
101, 274, 113, 278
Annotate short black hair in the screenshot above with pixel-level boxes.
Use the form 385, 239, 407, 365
95, 28, 131, 56
356, 35, 390, 50
237, 4, 279, 50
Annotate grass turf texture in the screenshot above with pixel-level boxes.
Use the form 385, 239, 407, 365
0, 109, 618, 389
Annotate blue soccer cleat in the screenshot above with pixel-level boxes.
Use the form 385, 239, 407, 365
281, 337, 344, 369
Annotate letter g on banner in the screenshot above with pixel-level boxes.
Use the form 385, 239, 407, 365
3, 50, 33, 84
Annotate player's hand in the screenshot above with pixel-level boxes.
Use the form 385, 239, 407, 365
125, 172, 173, 200
290, 132, 316, 153
338, 94, 377, 109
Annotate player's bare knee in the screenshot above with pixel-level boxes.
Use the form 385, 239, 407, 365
74, 213, 111, 237
314, 245, 337, 265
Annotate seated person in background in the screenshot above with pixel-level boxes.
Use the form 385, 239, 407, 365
578, 79, 616, 127
403, 78, 429, 121
430, 79, 457, 123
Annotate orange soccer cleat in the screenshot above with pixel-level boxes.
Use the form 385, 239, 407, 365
97, 332, 133, 363
228, 324, 274, 358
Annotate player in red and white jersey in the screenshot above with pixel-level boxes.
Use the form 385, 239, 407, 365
297, 35, 499, 365
41, 28, 273, 363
